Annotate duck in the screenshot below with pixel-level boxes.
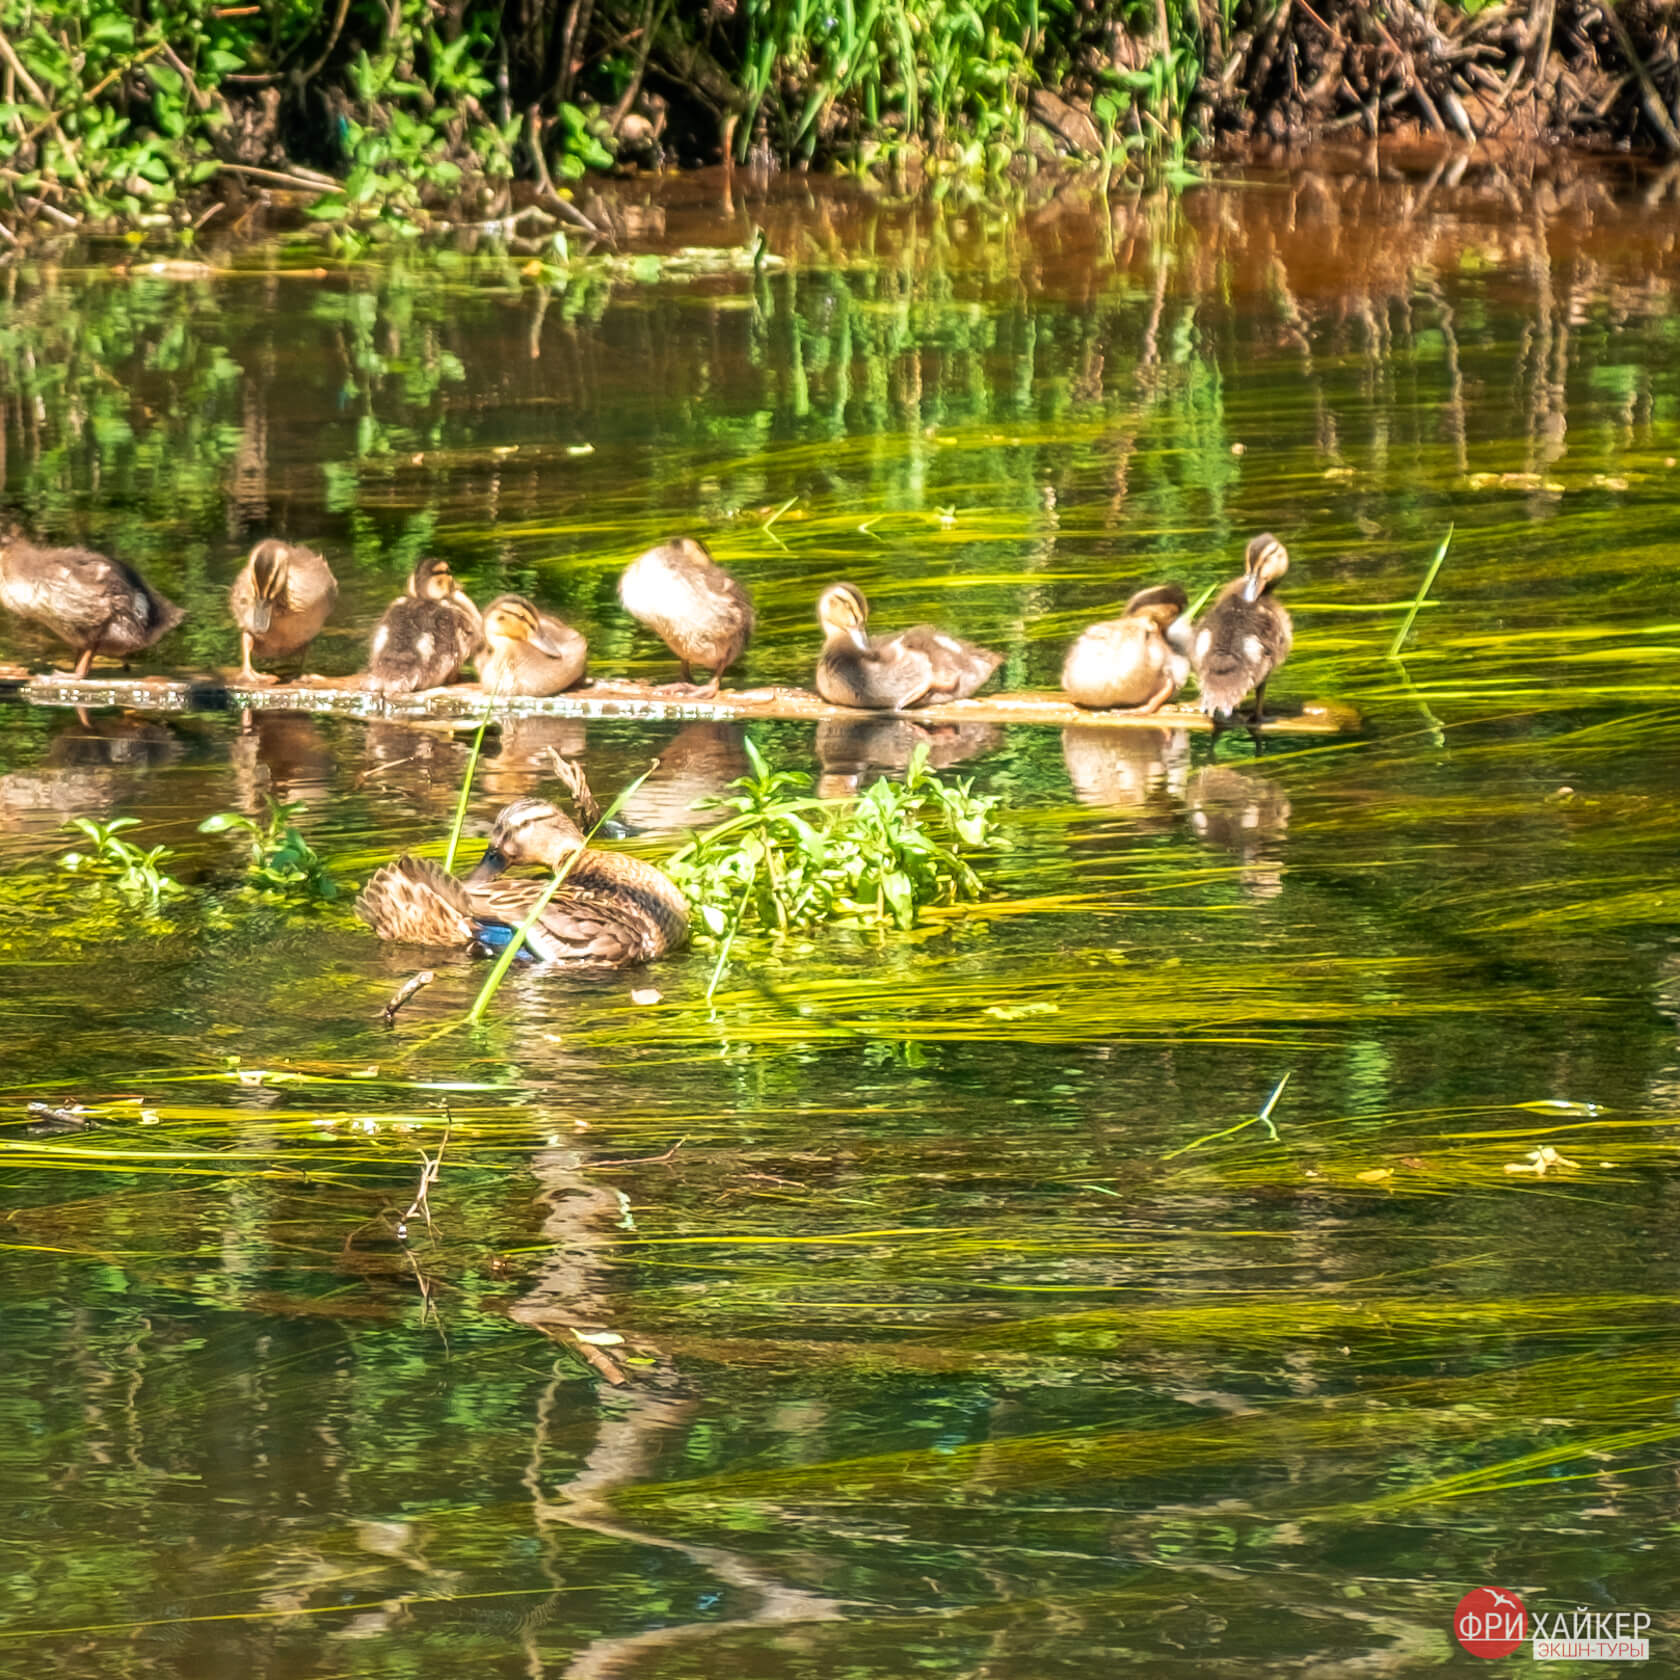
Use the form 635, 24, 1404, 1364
228, 538, 338, 683
618, 536, 753, 696
1191, 534, 1293, 722
355, 797, 688, 968
365, 557, 482, 694
0, 526, 184, 678
1061, 583, 1189, 713
476, 593, 587, 696
814, 582, 1002, 711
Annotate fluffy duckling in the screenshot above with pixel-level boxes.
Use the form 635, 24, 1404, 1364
1192, 534, 1293, 723
0, 527, 183, 678
618, 536, 754, 696
365, 557, 481, 694
476, 594, 587, 697
814, 582, 1002, 711
1061, 583, 1190, 713
228, 538, 338, 683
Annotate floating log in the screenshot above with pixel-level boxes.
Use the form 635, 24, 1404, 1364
0, 668, 1361, 735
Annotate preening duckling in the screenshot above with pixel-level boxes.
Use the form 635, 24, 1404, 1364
1192, 534, 1293, 723
617, 536, 754, 697
476, 594, 587, 696
1061, 583, 1189, 713
365, 557, 481, 694
0, 527, 184, 678
228, 538, 338, 683
814, 582, 1002, 711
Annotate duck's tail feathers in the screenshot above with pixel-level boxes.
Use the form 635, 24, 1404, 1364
356, 855, 478, 944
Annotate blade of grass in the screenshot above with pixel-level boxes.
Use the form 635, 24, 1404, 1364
1387, 525, 1453, 660
1162, 1070, 1291, 1159
442, 713, 492, 873
464, 759, 661, 1025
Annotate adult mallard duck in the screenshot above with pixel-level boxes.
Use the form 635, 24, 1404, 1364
365, 557, 482, 694
228, 538, 338, 683
0, 526, 184, 678
618, 536, 753, 697
476, 594, 587, 696
356, 797, 688, 967
814, 582, 1002, 711
1061, 583, 1189, 713
1191, 534, 1293, 723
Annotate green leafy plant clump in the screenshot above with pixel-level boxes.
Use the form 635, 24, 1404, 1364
669, 737, 1003, 963
58, 814, 184, 905
199, 799, 343, 900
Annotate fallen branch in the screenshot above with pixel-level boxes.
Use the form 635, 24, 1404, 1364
589, 1137, 686, 1169
217, 160, 340, 193
382, 968, 436, 1025
396, 1123, 450, 1239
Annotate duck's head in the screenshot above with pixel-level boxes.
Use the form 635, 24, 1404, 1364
1241, 534, 1289, 603
409, 556, 459, 602
466, 797, 587, 884
483, 594, 575, 659
818, 582, 871, 651
1123, 582, 1189, 631
244, 539, 297, 633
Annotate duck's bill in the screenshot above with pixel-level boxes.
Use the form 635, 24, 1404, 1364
464, 847, 508, 885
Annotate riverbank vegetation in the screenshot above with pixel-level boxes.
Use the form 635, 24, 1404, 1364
0, 1, 1678, 238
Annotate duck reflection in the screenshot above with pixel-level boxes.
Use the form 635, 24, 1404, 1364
621, 722, 748, 831
479, 715, 591, 801
815, 717, 1000, 799
0, 712, 183, 836
1184, 764, 1292, 899
229, 711, 335, 812
1062, 724, 1190, 824
358, 720, 475, 810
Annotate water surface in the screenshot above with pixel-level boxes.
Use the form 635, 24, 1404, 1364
2, 161, 1679, 1676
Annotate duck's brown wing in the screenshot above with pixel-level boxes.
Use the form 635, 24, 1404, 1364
2, 545, 181, 654
357, 856, 478, 945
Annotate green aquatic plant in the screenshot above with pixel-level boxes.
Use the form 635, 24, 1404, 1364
198, 800, 342, 901
57, 816, 184, 905
669, 738, 1003, 999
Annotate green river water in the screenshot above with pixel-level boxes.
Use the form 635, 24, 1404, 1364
1, 161, 1678, 1676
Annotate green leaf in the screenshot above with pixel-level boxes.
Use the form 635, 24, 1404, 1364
145, 61, 184, 96
86, 14, 134, 50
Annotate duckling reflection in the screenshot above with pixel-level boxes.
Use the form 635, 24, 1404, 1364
1061, 724, 1190, 821
815, 717, 1001, 799
1184, 764, 1292, 899
477, 715, 590, 801
0, 713, 183, 836
618, 722, 748, 832
228, 712, 335, 813
358, 720, 474, 809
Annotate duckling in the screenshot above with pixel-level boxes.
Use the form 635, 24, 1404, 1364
356, 797, 688, 967
1192, 534, 1293, 723
476, 594, 587, 697
814, 582, 1002, 711
365, 557, 482, 694
618, 536, 754, 697
0, 526, 184, 679
228, 538, 338, 683
1061, 583, 1190, 713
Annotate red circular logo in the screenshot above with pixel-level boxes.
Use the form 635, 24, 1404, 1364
1454, 1587, 1527, 1658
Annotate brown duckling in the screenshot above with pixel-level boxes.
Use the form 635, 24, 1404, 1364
814, 582, 1002, 711
228, 538, 338, 683
0, 527, 183, 679
476, 593, 587, 697
618, 536, 754, 697
365, 557, 482, 694
1061, 583, 1189, 713
1192, 534, 1293, 722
